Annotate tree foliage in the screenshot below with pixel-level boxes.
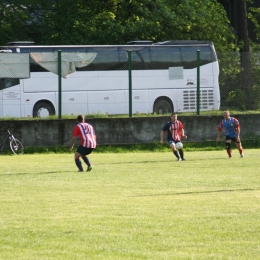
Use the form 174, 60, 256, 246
0, 0, 236, 52
164, 0, 237, 51
248, 6, 260, 42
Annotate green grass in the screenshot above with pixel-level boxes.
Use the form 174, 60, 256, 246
1, 109, 260, 120
2, 138, 258, 155
0, 150, 260, 259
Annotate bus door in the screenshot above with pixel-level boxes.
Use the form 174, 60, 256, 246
0, 78, 22, 117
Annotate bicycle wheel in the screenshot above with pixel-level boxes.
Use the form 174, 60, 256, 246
10, 138, 24, 155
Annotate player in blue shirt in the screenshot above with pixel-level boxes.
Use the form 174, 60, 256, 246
216, 111, 244, 158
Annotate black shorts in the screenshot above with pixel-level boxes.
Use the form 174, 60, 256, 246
76, 145, 95, 156
226, 136, 240, 143
167, 138, 181, 145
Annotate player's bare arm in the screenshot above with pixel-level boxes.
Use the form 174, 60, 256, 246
236, 127, 241, 142
69, 136, 77, 152
159, 130, 165, 144
216, 129, 221, 142
182, 129, 187, 139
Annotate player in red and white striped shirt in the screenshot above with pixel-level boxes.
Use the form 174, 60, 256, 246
160, 113, 187, 161
69, 115, 96, 172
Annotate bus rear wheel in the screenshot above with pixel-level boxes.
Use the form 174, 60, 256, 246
33, 102, 55, 117
153, 99, 173, 114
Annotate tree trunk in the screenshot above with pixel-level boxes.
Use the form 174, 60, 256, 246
237, 0, 254, 109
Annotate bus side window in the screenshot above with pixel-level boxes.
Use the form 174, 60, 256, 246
0, 78, 20, 89
30, 58, 49, 72
86, 47, 121, 71
181, 46, 213, 68
150, 47, 182, 69
199, 46, 214, 63
130, 48, 150, 70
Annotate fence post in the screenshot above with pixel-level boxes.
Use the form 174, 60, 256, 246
196, 50, 200, 115
128, 50, 132, 117
58, 50, 62, 119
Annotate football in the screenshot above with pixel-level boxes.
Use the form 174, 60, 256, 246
175, 142, 183, 150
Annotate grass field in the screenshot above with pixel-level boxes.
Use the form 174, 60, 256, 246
0, 150, 260, 259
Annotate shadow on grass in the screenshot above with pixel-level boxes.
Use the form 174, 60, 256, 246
0, 171, 72, 176
130, 188, 258, 197
93, 156, 228, 166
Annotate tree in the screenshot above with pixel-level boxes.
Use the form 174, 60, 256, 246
236, 0, 254, 109
41, 0, 180, 45
248, 6, 260, 42
0, 0, 236, 50
0, 0, 56, 45
164, 0, 237, 52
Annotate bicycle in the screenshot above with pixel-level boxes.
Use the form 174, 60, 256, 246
0, 124, 24, 155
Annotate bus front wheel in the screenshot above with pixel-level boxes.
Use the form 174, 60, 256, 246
33, 102, 55, 117
153, 99, 173, 114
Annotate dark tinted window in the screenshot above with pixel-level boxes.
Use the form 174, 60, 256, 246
0, 78, 20, 90
3, 43, 216, 72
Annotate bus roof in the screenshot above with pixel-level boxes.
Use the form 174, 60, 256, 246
2, 40, 213, 47
7, 41, 35, 46
0, 40, 214, 52
154, 40, 213, 45
127, 40, 153, 45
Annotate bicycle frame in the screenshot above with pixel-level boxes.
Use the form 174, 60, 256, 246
0, 127, 24, 155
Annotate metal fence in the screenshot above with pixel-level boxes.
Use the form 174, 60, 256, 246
218, 52, 260, 111
0, 51, 260, 118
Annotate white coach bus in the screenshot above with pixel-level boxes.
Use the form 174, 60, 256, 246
0, 40, 220, 117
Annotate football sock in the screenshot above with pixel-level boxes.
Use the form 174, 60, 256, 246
82, 156, 90, 167
179, 149, 184, 159
173, 150, 180, 158
75, 158, 83, 171
227, 149, 232, 157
